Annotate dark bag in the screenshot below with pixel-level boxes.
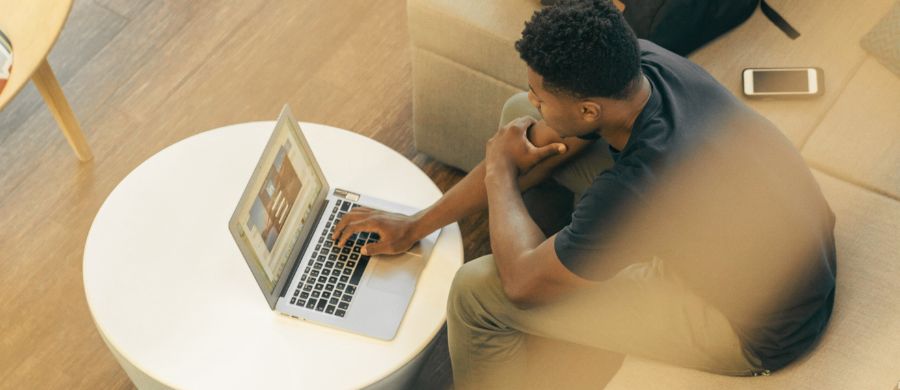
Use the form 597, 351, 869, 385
621, 0, 799, 55
540, 0, 800, 56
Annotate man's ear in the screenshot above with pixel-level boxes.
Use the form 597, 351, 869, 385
579, 101, 602, 122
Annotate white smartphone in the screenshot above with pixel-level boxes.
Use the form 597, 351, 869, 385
742, 67, 824, 98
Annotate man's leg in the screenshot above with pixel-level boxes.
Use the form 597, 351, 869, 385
498, 91, 541, 126
521, 181, 573, 237
447, 255, 762, 389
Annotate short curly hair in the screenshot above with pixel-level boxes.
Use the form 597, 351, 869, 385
515, 0, 641, 100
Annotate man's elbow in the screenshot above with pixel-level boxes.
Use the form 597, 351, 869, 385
502, 280, 539, 310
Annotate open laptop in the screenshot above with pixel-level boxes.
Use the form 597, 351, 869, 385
229, 105, 440, 340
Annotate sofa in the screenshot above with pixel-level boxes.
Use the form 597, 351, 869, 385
408, 0, 900, 388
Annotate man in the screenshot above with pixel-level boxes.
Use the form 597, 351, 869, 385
333, 0, 836, 387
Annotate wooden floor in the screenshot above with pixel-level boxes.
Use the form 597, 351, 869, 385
0, 1, 494, 388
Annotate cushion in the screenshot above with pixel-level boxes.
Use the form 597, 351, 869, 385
407, 0, 537, 91
861, 1, 900, 77
802, 58, 900, 199
605, 170, 900, 389
411, 47, 523, 171
688, 0, 895, 146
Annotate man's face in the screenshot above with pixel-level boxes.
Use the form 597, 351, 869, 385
525, 67, 600, 139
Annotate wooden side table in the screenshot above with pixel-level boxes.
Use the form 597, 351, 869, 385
0, 0, 92, 161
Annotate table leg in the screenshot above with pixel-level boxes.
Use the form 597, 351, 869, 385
32, 58, 93, 162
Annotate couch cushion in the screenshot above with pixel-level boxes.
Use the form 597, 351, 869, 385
688, 0, 894, 146
407, 0, 537, 91
605, 170, 900, 389
802, 58, 900, 200
411, 47, 523, 171
861, 1, 900, 77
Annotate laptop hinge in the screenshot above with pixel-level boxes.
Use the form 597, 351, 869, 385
334, 188, 360, 202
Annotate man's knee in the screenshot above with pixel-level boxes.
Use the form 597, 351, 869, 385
447, 255, 505, 319
500, 92, 540, 127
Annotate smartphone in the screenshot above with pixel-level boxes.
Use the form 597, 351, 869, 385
742, 67, 824, 98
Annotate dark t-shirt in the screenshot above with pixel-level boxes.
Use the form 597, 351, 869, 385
554, 40, 836, 371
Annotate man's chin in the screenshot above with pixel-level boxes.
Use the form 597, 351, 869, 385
576, 132, 602, 141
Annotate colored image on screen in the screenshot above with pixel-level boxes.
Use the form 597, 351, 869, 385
247, 145, 303, 252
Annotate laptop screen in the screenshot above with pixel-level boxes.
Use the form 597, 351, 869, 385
230, 113, 327, 296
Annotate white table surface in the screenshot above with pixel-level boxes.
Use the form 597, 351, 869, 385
83, 122, 464, 389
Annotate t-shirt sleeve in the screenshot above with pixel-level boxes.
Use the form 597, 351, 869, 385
554, 175, 644, 281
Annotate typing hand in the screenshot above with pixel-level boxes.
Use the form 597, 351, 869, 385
331, 207, 419, 256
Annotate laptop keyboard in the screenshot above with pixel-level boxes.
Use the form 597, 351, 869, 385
289, 199, 378, 318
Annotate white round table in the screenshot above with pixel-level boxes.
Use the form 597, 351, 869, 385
83, 122, 463, 389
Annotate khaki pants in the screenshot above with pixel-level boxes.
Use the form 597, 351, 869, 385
445, 93, 764, 389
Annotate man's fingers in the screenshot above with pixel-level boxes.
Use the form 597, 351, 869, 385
361, 241, 391, 256
336, 220, 366, 247
504, 116, 537, 133
531, 142, 567, 162
514, 117, 537, 134
337, 220, 383, 248
332, 210, 370, 241
332, 216, 352, 241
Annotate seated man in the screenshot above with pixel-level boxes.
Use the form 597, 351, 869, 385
333, 0, 836, 387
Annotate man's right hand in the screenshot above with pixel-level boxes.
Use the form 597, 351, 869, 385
331, 207, 421, 256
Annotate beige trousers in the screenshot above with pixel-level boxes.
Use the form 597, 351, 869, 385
445, 93, 763, 389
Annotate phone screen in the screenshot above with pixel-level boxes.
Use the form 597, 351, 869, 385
753, 70, 810, 93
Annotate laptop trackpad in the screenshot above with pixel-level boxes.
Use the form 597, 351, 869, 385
367, 254, 421, 295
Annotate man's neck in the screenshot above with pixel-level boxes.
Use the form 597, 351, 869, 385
602, 75, 652, 151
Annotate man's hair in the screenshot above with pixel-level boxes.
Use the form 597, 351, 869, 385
515, 0, 641, 100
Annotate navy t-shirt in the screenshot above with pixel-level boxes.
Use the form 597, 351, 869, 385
554, 40, 836, 371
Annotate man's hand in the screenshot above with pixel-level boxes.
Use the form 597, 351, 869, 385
331, 207, 420, 256
485, 117, 567, 178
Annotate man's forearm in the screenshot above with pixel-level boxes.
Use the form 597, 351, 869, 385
484, 168, 546, 288
410, 120, 592, 241
410, 159, 555, 241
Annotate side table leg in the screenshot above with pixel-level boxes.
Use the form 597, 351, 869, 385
32, 58, 93, 162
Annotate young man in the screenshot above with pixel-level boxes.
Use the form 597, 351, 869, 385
333, 0, 836, 387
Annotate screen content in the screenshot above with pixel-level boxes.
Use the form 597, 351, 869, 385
0, 33, 11, 81
753, 70, 810, 93
235, 120, 324, 293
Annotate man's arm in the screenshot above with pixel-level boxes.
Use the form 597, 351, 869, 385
334, 118, 592, 254
412, 123, 588, 242
484, 139, 592, 309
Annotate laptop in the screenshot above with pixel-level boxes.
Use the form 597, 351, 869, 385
229, 105, 440, 340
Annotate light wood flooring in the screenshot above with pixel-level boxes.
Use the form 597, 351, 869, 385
0, 1, 493, 388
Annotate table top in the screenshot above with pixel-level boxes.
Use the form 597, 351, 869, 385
0, 0, 72, 108
83, 122, 463, 389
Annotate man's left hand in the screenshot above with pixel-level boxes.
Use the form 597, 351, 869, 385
485, 116, 567, 178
